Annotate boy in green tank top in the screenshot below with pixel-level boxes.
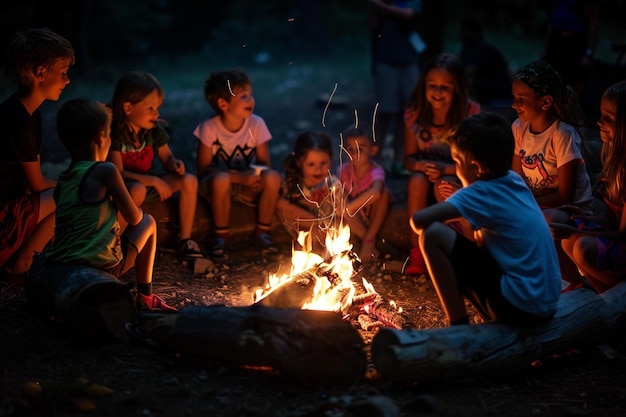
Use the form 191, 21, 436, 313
42, 98, 176, 312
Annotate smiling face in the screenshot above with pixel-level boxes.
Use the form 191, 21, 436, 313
40, 57, 72, 101
220, 83, 255, 121
424, 67, 457, 113
299, 149, 331, 188
598, 95, 617, 144
124, 90, 162, 134
511, 78, 545, 123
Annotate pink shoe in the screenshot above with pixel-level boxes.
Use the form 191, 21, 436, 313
404, 247, 427, 275
137, 293, 178, 312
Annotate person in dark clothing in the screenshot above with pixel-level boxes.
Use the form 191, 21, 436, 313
368, 0, 424, 175
458, 17, 512, 109
541, 0, 600, 95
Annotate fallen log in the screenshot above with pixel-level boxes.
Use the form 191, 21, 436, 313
130, 304, 367, 385
24, 255, 136, 343
371, 282, 626, 384
254, 250, 362, 310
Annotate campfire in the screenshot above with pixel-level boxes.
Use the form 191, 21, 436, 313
253, 222, 410, 330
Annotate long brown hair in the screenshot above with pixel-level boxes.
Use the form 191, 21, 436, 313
406, 53, 472, 129
600, 80, 626, 205
110, 71, 164, 146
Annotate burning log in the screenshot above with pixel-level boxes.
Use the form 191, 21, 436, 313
352, 291, 411, 330
371, 282, 626, 384
130, 304, 367, 385
254, 250, 362, 310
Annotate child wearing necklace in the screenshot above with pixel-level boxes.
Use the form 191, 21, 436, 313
403, 53, 481, 275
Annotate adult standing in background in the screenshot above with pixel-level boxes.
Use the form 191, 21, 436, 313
541, 0, 600, 98
368, 0, 424, 176
458, 17, 513, 110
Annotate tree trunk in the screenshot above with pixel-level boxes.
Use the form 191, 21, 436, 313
371, 282, 626, 384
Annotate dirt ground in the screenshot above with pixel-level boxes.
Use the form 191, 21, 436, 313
2, 60, 626, 416
2, 245, 626, 417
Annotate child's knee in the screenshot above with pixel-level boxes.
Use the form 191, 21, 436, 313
407, 173, 429, 191
128, 182, 148, 205
181, 173, 198, 193
262, 169, 281, 188
139, 212, 157, 232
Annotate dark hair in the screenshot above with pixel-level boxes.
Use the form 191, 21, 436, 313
7, 27, 75, 86
450, 112, 514, 177
110, 71, 164, 146
203, 68, 251, 114
515, 61, 585, 128
343, 124, 374, 144
406, 53, 472, 129
283, 131, 333, 199
57, 99, 111, 158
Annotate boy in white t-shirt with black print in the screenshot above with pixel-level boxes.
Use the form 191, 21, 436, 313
194, 68, 282, 260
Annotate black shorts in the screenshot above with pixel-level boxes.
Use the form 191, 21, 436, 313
451, 235, 551, 325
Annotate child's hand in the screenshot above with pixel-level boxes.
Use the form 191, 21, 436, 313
474, 229, 484, 247
437, 180, 460, 199
151, 177, 174, 201
549, 222, 578, 240
168, 158, 185, 175
424, 162, 442, 182
240, 172, 261, 189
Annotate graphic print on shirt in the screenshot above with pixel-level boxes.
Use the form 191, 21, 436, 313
211, 137, 256, 171
520, 149, 556, 191
121, 143, 154, 174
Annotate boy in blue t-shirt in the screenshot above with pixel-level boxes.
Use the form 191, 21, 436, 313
410, 112, 561, 326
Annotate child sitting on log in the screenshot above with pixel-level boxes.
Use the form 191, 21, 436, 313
108, 71, 202, 260
551, 80, 626, 293
410, 112, 561, 326
338, 125, 393, 262
32, 98, 176, 312
276, 130, 340, 256
194, 68, 282, 259
0, 28, 74, 283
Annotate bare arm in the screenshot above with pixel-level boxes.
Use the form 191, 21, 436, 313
94, 162, 143, 226
20, 158, 56, 192
403, 124, 428, 173
511, 154, 522, 177
535, 159, 578, 207
157, 143, 185, 175
255, 142, 272, 167
551, 205, 626, 242
196, 142, 214, 178
410, 201, 461, 234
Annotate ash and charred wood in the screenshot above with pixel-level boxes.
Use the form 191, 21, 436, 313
358, 314, 383, 331
351, 292, 378, 307
255, 250, 362, 309
371, 282, 626, 384
352, 292, 411, 330
369, 300, 411, 330
132, 304, 367, 385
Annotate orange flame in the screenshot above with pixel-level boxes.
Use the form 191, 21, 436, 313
254, 223, 358, 312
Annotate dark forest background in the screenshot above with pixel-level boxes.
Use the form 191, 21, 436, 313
2, 0, 625, 80
1, 0, 625, 174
